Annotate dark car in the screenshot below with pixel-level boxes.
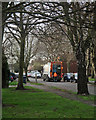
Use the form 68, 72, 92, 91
23, 75, 26, 84
9, 75, 14, 82
10, 72, 17, 80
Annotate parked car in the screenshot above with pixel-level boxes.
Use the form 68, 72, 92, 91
70, 73, 78, 83
63, 73, 73, 82
74, 73, 78, 83
15, 73, 19, 78
23, 72, 26, 76
9, 75, 14, 82
31, 71, 41, 78
10, 72, 17, 80
23, 75, 26, 84
27, 72, 32, 77
30, 71, 35, 75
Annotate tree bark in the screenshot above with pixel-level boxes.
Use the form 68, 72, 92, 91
2, 3, 10, 88
93, 46, 96, 84
2, 2, 9, 37
25, 66, 30, 82
16, 10, 26, 90
16, 35, 25, 90
77, 52, 89, 95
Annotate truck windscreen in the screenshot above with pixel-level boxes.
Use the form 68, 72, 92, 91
53, 64, 61, 74
56, 65, 61, 74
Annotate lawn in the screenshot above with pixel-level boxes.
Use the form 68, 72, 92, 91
2, 86, 94, 118
9, 81, 18, 85
9, 80, 44, 86
50, 86, 95, 101
88, 78, 95, 81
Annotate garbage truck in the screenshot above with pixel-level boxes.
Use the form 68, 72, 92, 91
42, 61, 63, 82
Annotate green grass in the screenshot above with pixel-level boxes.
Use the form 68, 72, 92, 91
9, 81, 18, 85
9, 81, 44, 86
50, 86, 75, 93
50, 86, 95, 101
9, 81, 26, 85
78, 94, 95, 101
88, 78, 95, 81
2, 86, 94, 118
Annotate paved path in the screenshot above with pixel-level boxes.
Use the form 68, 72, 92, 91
29, 78, 96, 95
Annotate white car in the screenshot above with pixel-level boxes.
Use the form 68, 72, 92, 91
74, 73, 78, 79
31, 71, 41, 78
27, 72, 32, 77
66, 73, 73, 80
74, 73, 78, 82
15, 73, 19, 78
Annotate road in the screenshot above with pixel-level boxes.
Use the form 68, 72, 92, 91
29, 78, 96, 95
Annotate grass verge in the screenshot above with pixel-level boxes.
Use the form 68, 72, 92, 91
50, 86, 95, 101
9, 80, 44, 86
9, 81, 18, 85
2, 86, 94, 118
9, 81, 26, 86
88, 78, 95, 81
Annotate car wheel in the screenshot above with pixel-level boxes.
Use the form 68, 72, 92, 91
45, 76, 49, 82
43, 79, 45, 81
75, 80, 77, 83
67, 79, 70, 82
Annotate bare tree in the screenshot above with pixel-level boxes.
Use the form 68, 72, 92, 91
33, 23, 74, 63
5, 4, 37, 89
24, 35, 39, 81
2, 2, 96, 93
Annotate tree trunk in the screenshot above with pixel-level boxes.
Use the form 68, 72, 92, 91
93, 46, 96, 84
67, 62, 70, 73
16, 10, 26, 90
2, 2, 9, 38
16, 35, 25, 90
2, 3, 10, 88
25, 66, 30, 82
77, 52, 89, 95
2, 51, 10, 88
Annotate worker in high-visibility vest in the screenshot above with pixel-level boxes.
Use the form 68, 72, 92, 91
54, 72, 57, 82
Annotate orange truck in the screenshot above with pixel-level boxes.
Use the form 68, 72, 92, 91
42, 61, 63, 82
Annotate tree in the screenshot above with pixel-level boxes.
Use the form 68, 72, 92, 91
2, 2, 27, 88
2, 2, 10, 88
34, 22, 74, 62
2, 2, 95, 94
2, 50, 10, 88
92, 2, 96, 82
31, 2, 93, 94
5, 4, 33, 89
60, 3, 91, 95
3, 3, 42, 89
24, 35, 39, 81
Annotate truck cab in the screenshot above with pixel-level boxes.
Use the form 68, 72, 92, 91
43, 61, 63, 82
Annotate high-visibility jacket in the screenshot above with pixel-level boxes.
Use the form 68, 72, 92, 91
54, 72, 57, 77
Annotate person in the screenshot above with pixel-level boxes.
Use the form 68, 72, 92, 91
54, 72, 57, 82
